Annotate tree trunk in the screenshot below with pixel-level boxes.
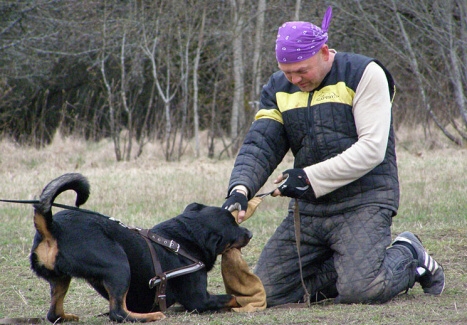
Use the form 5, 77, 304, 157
294, 0, 301, 20
208, 76, 219, 159
120, 32, 134, 161
142, 32, 179, 161
251, 0, 266, 112
444, 0, 467, 128
192, 8, 206, 158
100, 55, 122, 162
391, 0, 461, 145
459, 0, 467, 84
178, 26, 190, 161
230, 0, 246, 155
136, 81, 157, 159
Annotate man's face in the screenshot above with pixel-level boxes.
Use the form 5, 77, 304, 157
278, 47, 330, 92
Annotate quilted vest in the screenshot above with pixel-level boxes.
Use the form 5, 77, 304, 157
275, 52, 399, 217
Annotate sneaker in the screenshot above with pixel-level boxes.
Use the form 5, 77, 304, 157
392, 231, 445, 295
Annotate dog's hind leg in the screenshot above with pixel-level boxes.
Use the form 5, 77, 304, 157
104, 285, 165, 323
47, 276, 79, 323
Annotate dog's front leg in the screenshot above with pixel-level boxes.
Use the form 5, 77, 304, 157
47, 276, 79, 323
182, 292, 240, 312
175, 273, 241, 312
202, 293, 240, 311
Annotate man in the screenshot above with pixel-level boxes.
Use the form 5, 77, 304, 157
222, 7, 444, 306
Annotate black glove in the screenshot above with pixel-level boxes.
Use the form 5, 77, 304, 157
222, 189, 248, 213
277, 168, 312, 199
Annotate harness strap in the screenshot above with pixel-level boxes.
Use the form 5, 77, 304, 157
140, 233, 168, 312
144, 231, 200, 263
293, 198, 311, 306
147, 262, 205, 288
135, 228, 205, 311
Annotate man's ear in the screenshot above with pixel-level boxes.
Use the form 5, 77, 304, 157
321, 44, 330, 60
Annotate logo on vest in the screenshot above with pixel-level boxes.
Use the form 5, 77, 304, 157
315, 91, 339, 103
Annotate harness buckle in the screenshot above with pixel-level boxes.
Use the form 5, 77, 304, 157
170, 240, 180, 253
149, 277, 161, 289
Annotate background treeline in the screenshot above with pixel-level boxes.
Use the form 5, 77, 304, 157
1, 0, 466, 161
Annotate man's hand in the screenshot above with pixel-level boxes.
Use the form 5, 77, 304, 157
272, 168, 311, 198
222, 189, 248, 223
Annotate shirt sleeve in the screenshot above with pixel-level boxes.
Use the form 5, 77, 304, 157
303, 62, 392, 198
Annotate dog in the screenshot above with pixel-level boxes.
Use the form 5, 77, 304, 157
30, 173, 253, 323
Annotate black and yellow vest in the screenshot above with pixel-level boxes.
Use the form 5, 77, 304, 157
257, 52, 399, 217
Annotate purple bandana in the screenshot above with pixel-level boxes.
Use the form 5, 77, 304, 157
275, 6, 333, 63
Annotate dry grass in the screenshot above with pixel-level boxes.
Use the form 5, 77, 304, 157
0, 131, 466, 324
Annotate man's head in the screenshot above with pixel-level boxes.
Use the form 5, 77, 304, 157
275, 6, 333, 91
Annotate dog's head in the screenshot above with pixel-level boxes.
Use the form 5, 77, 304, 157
173, 202, 253, 270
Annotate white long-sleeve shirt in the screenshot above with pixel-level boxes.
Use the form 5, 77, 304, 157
304, 62, 392, 198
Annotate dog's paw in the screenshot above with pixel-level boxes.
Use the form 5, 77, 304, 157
149, 311, 166, 321
51, 313, 79, 322
227, 296, 242, 309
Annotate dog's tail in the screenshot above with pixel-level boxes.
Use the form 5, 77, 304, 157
34, 173, 90, 236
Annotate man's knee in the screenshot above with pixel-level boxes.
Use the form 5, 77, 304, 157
261, 282, 306, 307
335, 273, 388, 304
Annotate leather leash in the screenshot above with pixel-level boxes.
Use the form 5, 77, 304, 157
254, 192, 311, 307
293, 198, 311, 306
0, 318, 44, 324
0, 198, 110, 216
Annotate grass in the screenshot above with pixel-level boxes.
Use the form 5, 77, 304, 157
0, 135, 466, 324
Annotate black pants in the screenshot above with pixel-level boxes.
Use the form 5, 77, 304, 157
254, 206, 417, 306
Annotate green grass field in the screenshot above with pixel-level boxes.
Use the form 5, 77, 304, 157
0, 136, 466, 324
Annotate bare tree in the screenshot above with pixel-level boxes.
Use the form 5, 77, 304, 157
100, 56, 122, 161
100, 4, 122, 161
439, 0, 467, 139
332, 0, 466, 146
1, 0, 466, 154
193, 7, 207, 158
294, 0, 301, 20
389, 0, 461, 145
142, 19, 180, 161
175, 1, 209, 161
177, 25, 191, 161
251, 0, 266, 105
229, 0, 246, 155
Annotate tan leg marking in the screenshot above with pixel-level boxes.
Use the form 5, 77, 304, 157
49, 277, 79, 322
34, 212, 59, 270
107, 286, 166, 322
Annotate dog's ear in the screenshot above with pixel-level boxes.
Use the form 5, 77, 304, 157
183, 202, 206, 213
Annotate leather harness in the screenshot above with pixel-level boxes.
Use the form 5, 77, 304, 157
132, 228, 205, 312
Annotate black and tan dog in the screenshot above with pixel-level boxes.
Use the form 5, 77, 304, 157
30, 173, 252, 323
